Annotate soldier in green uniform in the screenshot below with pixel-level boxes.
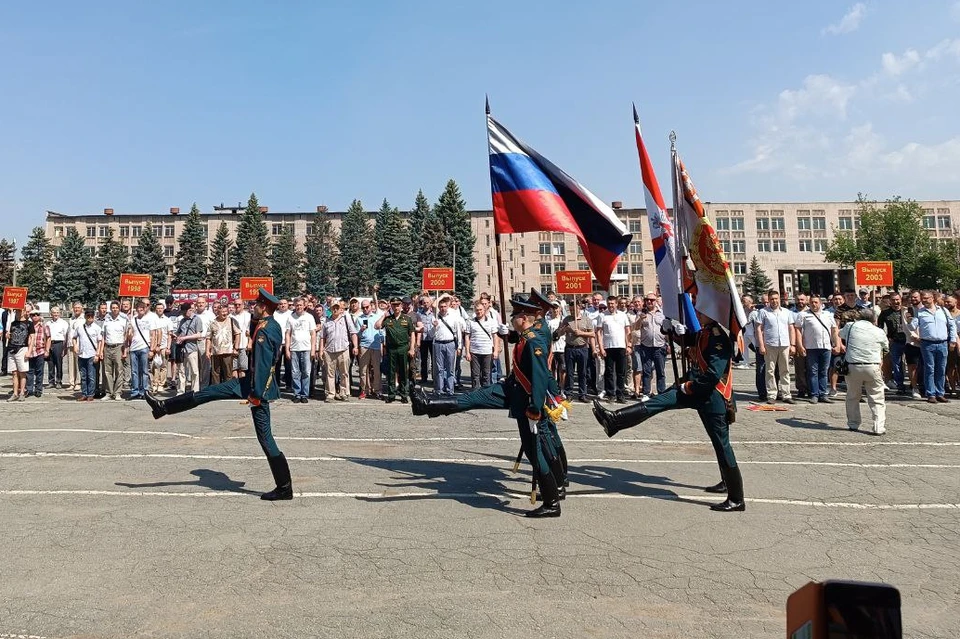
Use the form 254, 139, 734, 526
592, 314, 745, 512
375, 297, 416, 404
145, 288, 293, 501
411, 295, 565, 518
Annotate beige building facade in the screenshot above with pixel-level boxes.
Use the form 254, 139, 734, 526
46, 199, 960, 300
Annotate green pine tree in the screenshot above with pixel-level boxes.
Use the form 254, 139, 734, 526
207, 221, 232, 289
18, 227, 54, 301
374, 200, 418, 296
50, 227, 93, 305
419, 213, 450, 289
130, 223, 168, 299
89, 228, 130, 303
408, 189, 431, 271
0, 238, 16, 287
172, 203, 209, 290
434, 179, 475, 298
336, 199, 375, 298
271, 224, 303, 298
304, 213, 339, 297
231, 192, 270, 286
742, 256, 774, 299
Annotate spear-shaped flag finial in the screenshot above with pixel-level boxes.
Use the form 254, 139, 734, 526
485, 95, 491, 115
632, 102, 639, 125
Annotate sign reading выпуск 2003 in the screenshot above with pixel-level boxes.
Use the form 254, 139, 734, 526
855, 261, 894, 288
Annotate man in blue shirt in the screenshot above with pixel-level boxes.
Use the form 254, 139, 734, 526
911, 290, 958, 402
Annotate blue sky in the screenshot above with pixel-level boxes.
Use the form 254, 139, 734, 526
3, 1, 960, 251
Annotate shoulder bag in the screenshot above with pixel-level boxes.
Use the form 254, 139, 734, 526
836, 322, 855, 376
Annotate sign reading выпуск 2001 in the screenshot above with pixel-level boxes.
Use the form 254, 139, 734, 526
422, 268, 454, 291
555, 270, 593, 295
855, 261, 894, 288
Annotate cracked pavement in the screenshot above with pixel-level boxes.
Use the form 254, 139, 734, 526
0, 370, 958, 638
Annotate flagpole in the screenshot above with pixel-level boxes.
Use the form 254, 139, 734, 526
669, 131, 686, 381
487, 97, 512, 374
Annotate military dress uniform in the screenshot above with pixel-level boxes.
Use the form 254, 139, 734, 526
593, 320, 745, 512
146, 288, 293, 501
411, 295, 566, 518
382, 297, 415, 402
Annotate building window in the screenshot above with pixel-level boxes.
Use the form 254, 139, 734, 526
629, 243, 643, 254
164, 246, 174, 257
938, 216, 951, 229
508, 249, 514, 261
98, 226, 109, 238
616, 263, 629, 275
797, 218, 811, 230
86, 226, 97, 238
631, 263, 643, 275
771, 217, 785, 230
721, 240, 731, 254
838, 217, 853, 230
716, 217, 730, 231
552, 242, 565, 256
484, 235, 490, 247
119, 226, 130, 238
631, 285, 645, 297
772, 240, 786, 252
487, 274, 491, 287
812, 217, 826, 230
486, 254, 490, 266
520, 245, 525, 257
521, 263, 525, 276
733, 262, 747, 275
730, 218, 744, 231
164, 225, 175, 238
629, 220, 643, 233
132, 226, 142, 238
923, 216, 936, 229
757, 240, 771, 252
485, 219, 490, 228
539, 242, 550, 255
272, 223, 283, 236
799, 239, 812, 252
731, 240, 745, 253
813, 239, 827, 252
756, 218, 769, 231
54, 226, 63, 238
305, 223, 315, 237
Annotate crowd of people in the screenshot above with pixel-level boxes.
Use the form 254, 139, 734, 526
3, 285, 959, 435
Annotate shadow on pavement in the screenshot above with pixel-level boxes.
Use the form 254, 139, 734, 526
776, 417, 846, 431
115, 468, 260, 495
572, 464, 716, 507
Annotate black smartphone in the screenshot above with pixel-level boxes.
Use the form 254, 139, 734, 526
823, 581, 901, 639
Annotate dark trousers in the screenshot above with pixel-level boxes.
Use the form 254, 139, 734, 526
752, 345, 767, 399
586, 345, 599, 394
386, 347, 411, 398
644, 388, 739, 471
603, 347, 627, 399
470, 353, 492, 389
79, 357, 97, 398
27, 356, 46, 394
639, 345, 667, 395
794, 352, 809, 396
274, 355, 293, 391
806, 348, 831, 399
193, 379, 282, 458
48, 341, 65, 385
419, 339, 434, 384
564, 346, 589, 397
1, 339, 7, 374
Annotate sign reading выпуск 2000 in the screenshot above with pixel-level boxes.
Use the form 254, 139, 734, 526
422, 268, 454, 291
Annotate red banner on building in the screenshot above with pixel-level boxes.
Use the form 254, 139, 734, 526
2, 286, 28, 310
239, 277, 274, 301
171, 289, 242, 304
422, 268, 454, 291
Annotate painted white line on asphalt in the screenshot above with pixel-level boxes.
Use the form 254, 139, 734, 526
3, 430, 960, 447
3, 452, 959, 469
0, 633, 47, 639
1, 489, 957, 510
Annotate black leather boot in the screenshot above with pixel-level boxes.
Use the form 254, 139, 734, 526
709, 465, 744, 512
261, 454, 293, 501
592, 399, 650, 438
526, 468, 561, 517
411, 387, 459, 418
145, 391, 197, 420
704, 480, 727, 494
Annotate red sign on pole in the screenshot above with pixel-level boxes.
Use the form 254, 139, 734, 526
422, 268, 454, 292
555, 270, 593, 295
855, 261, 894, 288
240, 277, 274, 301
2, 286, 28, 310
118, 273, 152, 298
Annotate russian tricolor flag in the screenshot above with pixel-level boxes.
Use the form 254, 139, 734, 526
487, 109, 632, 288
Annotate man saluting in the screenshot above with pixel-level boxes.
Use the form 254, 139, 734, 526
592, 313, 745, 512
146, 288, 293, 501
411, 294, 566, 518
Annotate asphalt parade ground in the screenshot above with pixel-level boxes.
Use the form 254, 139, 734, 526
1, 368, 958, 639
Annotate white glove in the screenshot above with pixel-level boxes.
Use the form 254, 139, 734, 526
673, 321, 687, 335
498, 324, 510, 335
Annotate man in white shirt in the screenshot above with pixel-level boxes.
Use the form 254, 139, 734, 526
286, 297, 317, 403
840, 308, 889, 435
101, 302, 129, 401
72, 308, 103, 401
794, 295, 839, 404
464, 299, 500, 389
596, 296, 632, 403
230, 300, 252, 379
432, 296, 465, 395
194, 297, 216, 389
45, 305, 71, 389
66, 301, 86, 391
272, 298, 294, 392
755, 290, 796, 404
151, 301, 171, 393
126, 300, 157, 400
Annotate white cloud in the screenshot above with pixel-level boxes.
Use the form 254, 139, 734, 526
777, 74, 856, 121
881, 49, 921, 76
925, 38, 960, 61
822, 3, 867, 35
843, 124, 960, 181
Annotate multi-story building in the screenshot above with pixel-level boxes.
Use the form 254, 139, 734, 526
45, 199, 959, 300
